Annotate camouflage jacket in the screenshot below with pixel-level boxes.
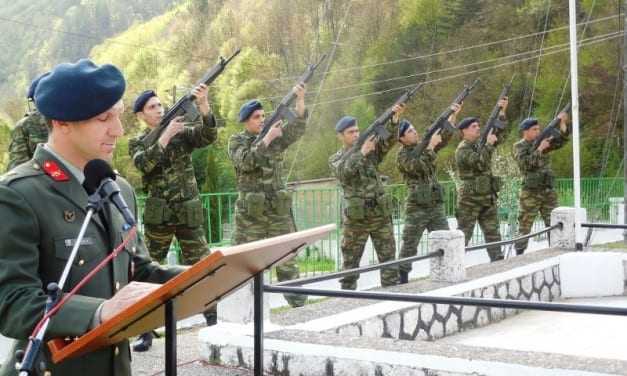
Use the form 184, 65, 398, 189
397, 145, 438, 186
7, 110, 49, 171
228, 113, 307, 195
128, 114, 217, 203
329, 119, 396, 201
513, 134, 568, 190
455, 140, 497, 197
455, 140, 495, 181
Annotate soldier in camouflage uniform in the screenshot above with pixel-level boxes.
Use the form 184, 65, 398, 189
7, 73, 50, 171
228, 84, 307, 308
128, 86, 217, 350
396, 104, 460, 283
329, 104, 405, 290
455, 97, 508, 262
513, 113, 569, 255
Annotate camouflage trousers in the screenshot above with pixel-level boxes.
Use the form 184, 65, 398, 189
232, 200, 306, 307
515, 189, 558, 254
340, 210, 398, 290
456, 193, 502, 261
399, 201, 448, 273
143, 223, 216, 319
144, 223, 209, 265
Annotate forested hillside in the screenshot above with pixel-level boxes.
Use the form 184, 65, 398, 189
0, 0, 623, 193
0, 0, 178, 119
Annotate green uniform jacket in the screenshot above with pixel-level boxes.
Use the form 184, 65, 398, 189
513, 133, 568, 191
7, 110, 49, 171
455, 140, 497, 198
0, 146, 184, 376
397, 146, 443, 206
128, 114, 217, 226
329, 119, 396, 214
228, 113, 307, 211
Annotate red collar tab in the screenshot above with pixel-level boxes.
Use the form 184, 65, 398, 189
42, 160, 70, 182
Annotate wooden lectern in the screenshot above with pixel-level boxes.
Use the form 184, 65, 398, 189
47, 224, 335, 374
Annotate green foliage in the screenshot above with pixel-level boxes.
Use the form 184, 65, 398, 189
0, 0, 624, 189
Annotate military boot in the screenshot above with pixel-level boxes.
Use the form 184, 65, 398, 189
132, 332, 153, 352
399, 270, 409, 284
203, 308, 218, 326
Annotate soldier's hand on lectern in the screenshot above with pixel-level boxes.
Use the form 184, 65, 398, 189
100, 281, 161, 322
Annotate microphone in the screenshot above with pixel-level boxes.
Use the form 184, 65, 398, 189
83, 159, 136, 229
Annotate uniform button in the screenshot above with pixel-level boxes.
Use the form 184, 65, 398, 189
114, 346, 119, 356
78, 259, 85, 266
115, 282, 121, 291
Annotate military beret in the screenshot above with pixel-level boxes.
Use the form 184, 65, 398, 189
133, 90, 157, 113
458, 117, 479, 130
335, 116, 357, 133
239, 99, 263, 122
398, 119, 412, 139
34, 59, 125, 122
27, 72, 50, 100
519, 117, 539, 131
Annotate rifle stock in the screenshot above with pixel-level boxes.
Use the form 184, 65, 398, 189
478, 74, 515, 148
415, 79, 480, 156
142, 49, 241, 147
253, 54, 327, 145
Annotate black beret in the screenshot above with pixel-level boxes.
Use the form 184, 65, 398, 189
239, 99, 263, 122
458, 117, 479, 130
519, 117, 539, 131
34, 59, 125, 122
398, 119, 412, 139
335, 116, 357, 133
27, 72, 50, 100
133, 90, 157, 113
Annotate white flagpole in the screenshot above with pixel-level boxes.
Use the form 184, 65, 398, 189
569, 0, 583, 248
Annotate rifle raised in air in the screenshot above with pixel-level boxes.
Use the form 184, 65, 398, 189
347, 82, 425, 156
478, 74, 515, 148
253, 54, 327, 145
415, 79, 480, 156
142, 48, 241, 147
533, 102, 572, 150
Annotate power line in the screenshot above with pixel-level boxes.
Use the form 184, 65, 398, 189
304, 32, 621, 108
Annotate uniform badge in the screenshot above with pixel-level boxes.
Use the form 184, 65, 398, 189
42, 160, 70, 182
63, 210, 76, 223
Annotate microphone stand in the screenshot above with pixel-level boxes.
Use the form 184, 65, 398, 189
16, 192, 107, 375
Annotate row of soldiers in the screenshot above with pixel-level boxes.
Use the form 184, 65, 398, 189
6, 71, 569, 350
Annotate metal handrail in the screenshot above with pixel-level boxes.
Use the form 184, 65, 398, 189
263, 285, 627, 317
581, 223, 627, 229
465, 222, 562, 252
273, 250, 444, 287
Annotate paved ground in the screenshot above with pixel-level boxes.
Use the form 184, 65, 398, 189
440, 295, 627, 362
131, 327, 251, 376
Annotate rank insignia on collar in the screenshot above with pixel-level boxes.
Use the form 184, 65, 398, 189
63, 210, 76, 223
42, 160, 70, 182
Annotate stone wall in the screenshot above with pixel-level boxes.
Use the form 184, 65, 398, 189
331, 265, 561, 341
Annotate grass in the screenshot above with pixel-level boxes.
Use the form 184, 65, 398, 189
592, 241, 627, 251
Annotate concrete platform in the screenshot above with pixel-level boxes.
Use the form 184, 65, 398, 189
441, 296, 627, 362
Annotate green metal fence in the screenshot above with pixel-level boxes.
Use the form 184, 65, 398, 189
137, 177, 624, 276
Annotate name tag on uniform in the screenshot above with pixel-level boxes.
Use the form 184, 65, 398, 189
64, 237, 95, 248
